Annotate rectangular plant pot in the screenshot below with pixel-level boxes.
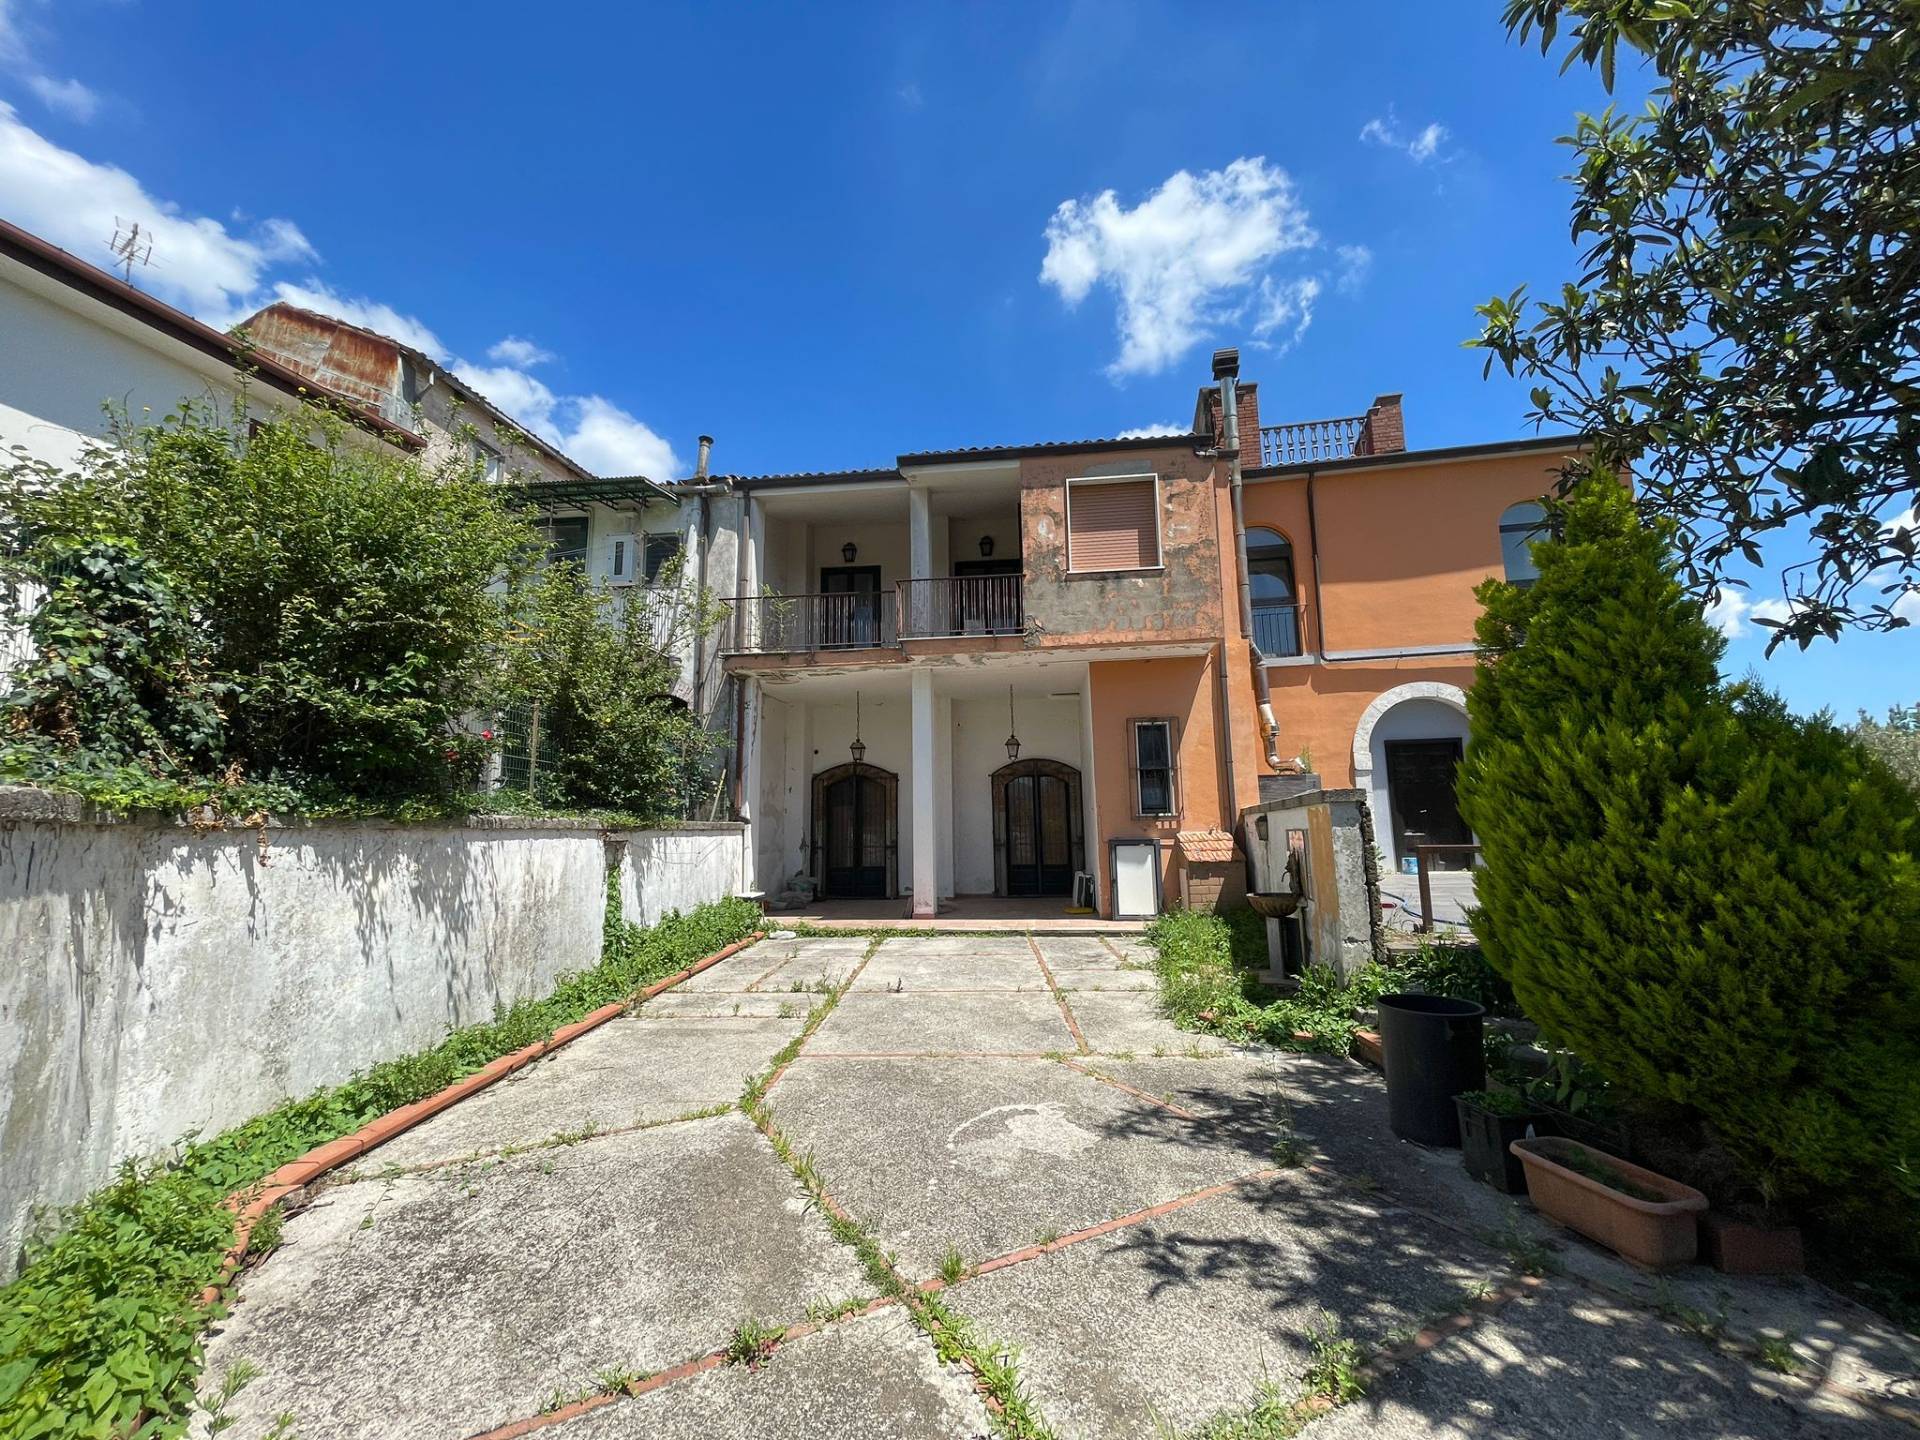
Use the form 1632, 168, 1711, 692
1455, 1099, 1555, 1194
1701, 1212, 1804, 1276
1511, 1136, 1708, 1271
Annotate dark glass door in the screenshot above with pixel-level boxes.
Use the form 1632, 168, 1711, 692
819, 565, 882, 648
823, 770, 889, 896
1384, 739, 1471, 869
1006, 772, 1073, 896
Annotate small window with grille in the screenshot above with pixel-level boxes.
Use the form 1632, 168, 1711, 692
1130, 717, 1178, 817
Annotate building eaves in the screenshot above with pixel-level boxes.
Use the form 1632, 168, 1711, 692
898, 433, 1204, 466
504, 474, 677, 509
1244, 433, 1584, 480
725, 468, 904, 490
0, 219, 426, 450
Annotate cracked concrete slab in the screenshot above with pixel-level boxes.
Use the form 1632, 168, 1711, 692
941, 1171, 1499, 1440
638, 990, 820, 1020
561, 1307, 992, 1439
1065, 990, 1228, 1056
671, 942, 789, 991
1032, 936, 1149, 971
804, 991, 1076, 1055
742, 938, 872, 993
347, 1014, 806, 1171
195, 1113, 867, 1440
1305, 1285, 1875, 1439
765, 1056, 1277, 1276
852, 944, 1049, 992
875, 934, 1039, 961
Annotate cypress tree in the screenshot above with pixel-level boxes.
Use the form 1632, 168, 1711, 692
1457, 476, 1920, 1238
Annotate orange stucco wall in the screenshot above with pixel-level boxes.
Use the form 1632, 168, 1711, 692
1220, 448, 1574, 803
1087, 654, 1228, 908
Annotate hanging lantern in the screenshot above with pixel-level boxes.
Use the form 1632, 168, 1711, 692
979, 534, 995, 558
842, 541, 858, 564
1004, 686, 1021, 762
850, 691, 866, 764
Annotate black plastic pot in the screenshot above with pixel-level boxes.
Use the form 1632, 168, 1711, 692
1455, 1097, 1555, 1192
1376, 993, 1486, 1146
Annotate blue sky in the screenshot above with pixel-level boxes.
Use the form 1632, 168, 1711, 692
1, 1, 1911, 716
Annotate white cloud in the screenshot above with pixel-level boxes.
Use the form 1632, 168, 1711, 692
24, 72, 95, 121
1040, 156, 1321, 377
0, 100, 314, 317
1877, 508, 1919, 621
1115, 422, 1187, 439
555, 396, 681, 479
896, 81, 924, 109
451, 362, 559, 432
1706, 591, 1794, 639
1335, 243, 1373, 295
1250, 274, 1321, 352
1360, 111, 1450, 164
268, 280, 447, 359
487, 335, 554, 367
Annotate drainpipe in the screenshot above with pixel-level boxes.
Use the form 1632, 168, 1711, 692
687, 436, 715, 721
1305, 467, 1326, 658
1216, 349, 1284, 773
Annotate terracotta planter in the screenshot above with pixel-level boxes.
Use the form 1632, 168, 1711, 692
1511, 1136, 1707, 1271
1701, 1212, 1804, 1276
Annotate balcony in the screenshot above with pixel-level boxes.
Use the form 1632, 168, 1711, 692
897, 574, 1024, 640
723, 574, 1029, 657
1252, 601, 1306, 659
1258, 415, 1364, 467
723, 592, 899, 655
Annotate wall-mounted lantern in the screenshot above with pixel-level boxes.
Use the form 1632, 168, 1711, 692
842, 541, 858, 564
979, 535, 995, 558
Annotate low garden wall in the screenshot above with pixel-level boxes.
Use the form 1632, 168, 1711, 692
0, 787, 746, 1278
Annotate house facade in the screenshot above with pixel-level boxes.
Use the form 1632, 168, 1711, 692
719, 351, 1574, 918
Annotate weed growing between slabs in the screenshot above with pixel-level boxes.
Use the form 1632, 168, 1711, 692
0, 887, 759, 1440
735, 935, 1059, 1440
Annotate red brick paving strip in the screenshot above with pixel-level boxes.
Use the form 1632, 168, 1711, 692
1059, 1059, 1200, 1119
1027, 936, 1091, 1054
199, 931, 766, 1304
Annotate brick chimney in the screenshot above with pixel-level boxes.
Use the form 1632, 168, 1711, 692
1355, 393, 1405, 455
1234, 381, 1260, 461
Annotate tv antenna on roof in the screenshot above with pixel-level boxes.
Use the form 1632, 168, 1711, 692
107, 219, 153, 284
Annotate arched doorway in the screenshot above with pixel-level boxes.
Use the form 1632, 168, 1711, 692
991, 760, 1084, 897
1351, 683, 1473, 874
811, 762, 898, 899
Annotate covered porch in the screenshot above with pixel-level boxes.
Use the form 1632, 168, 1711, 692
744, 658, 1101, 919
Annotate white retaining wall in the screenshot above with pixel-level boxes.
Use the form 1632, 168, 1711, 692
0, 789, 744, 1278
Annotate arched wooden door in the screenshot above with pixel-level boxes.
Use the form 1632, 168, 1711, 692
812, 762, 898, 899
992, 760, 1084, 897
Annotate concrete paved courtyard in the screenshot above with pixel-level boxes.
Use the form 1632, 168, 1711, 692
194, 933, 1917, 1439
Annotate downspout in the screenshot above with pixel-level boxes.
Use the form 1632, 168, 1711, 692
1305, 467, 1326, 658
687, 435, 715, 721
1217, 349, 1285, 772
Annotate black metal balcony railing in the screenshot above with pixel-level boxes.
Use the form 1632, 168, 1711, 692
723, 592, 899, 654
896, 575, 1024, 640
1259, 416, 1364, 467
1252, 602, 1305, 658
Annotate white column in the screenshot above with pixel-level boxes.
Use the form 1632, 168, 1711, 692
1079, 669, 1104, 916
935, 693, 955, 899
908, 486, 933, 578
740, 677, 763, 894
911, 668, 938, 918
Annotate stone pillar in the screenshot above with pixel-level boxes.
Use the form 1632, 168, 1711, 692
911, 668, 937, 918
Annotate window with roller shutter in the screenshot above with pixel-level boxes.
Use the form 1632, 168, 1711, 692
1066, 475, 1161, 572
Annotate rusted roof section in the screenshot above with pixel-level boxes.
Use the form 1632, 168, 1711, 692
1176, 829, 1239, 864
241, 301, 603, 483
0, 219, 425, 449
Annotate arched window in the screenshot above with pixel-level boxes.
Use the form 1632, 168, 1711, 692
1500, 502, 1548, 586
1245, 527, 1302, 657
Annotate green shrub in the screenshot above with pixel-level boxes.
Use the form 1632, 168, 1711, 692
1456, 476, 1920, 1237
0, 893, 759, 1438
1145, 907, 1377, 1053
498, 566, 719, 822
2, 398, 537, 804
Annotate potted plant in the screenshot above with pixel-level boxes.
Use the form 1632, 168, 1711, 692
1454, 1090, 1555, 1194
1700, 1182, 1804, 1276
1511, 1136, 1708, 1271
